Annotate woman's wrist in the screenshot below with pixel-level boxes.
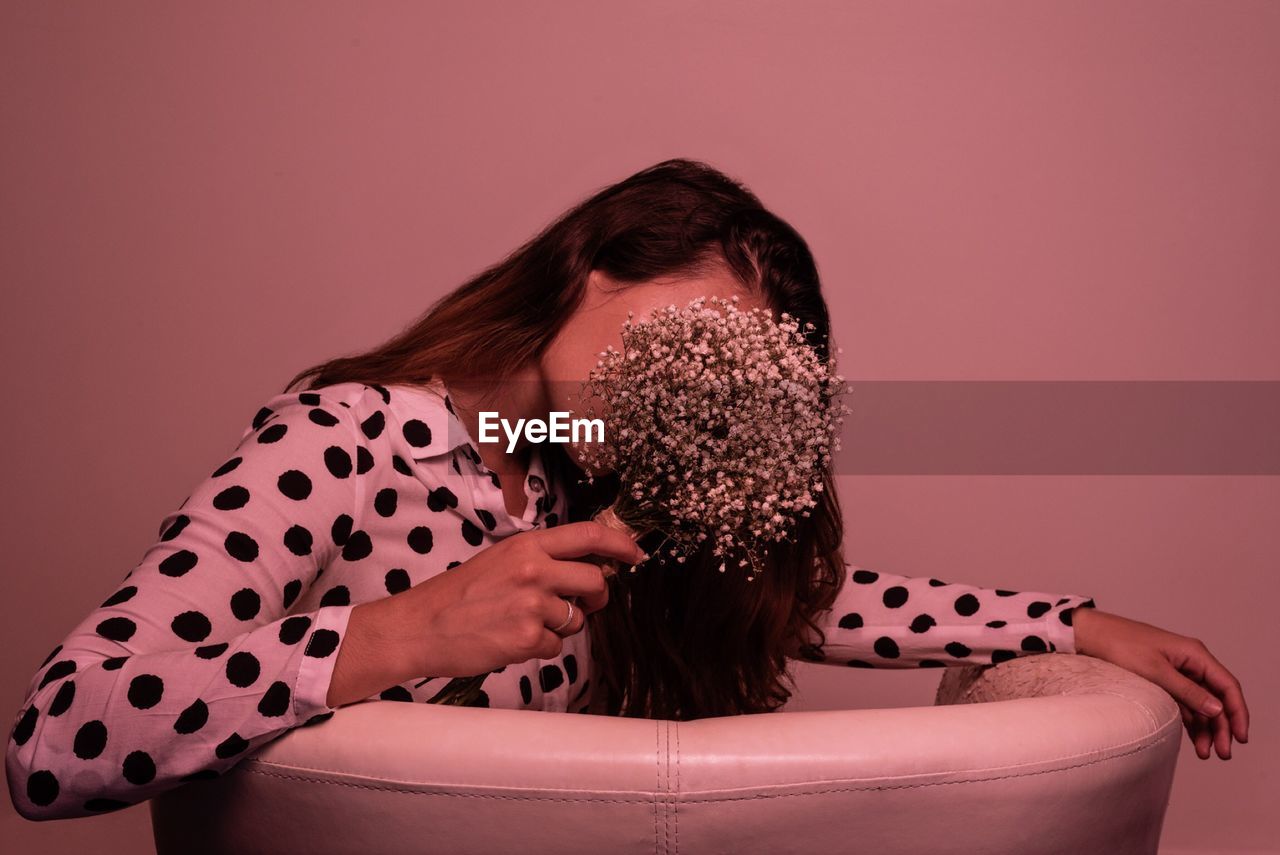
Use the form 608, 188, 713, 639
325, 594, 425, 707
1071, 604, 1102, 657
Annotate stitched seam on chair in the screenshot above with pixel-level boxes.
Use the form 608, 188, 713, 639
242, 715, 1178, 797
238, 726, 1175, 804
664, 721, 672, 855
654, 719, 661, 855
1078, 689, 1162, 731
674, 720, 680, 855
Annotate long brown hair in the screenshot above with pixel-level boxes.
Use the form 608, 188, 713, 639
286, 158, 846, 719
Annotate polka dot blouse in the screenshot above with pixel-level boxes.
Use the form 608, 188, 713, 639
6, 380, 1096, 819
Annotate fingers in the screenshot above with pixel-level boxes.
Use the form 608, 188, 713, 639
542, 596, 586, 637
540, 560, 610, 613
1181, 707, 1213, 760
1160, 665, 1224, 719
1210, 707, 1233, 760
535, 521, 645, 565
1195, 650, 1251, 744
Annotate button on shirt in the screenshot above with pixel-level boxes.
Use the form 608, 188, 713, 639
7, 380, 1095, 819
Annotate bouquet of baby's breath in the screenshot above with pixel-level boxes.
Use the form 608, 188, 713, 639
578, 295, 847, 578
430, 295, 846, 707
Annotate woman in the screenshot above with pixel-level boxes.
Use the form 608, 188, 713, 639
7, 158, 1249, 821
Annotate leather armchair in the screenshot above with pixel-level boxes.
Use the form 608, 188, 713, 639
151, 653, 1181, 854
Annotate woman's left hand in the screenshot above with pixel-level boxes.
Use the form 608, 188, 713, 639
1072, 607, 1250, 760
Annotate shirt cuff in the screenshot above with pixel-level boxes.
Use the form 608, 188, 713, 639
291, 603, 356, 722
1045, 596, 1098, 655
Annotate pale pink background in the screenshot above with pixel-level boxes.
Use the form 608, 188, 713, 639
2, 2, 1277, 852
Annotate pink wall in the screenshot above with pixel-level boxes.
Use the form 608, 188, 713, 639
2, 2, 1276, 852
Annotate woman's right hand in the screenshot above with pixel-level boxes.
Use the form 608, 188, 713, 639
326, 521, 645, 706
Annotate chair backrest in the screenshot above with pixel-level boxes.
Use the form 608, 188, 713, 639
151, 654, 1180, 854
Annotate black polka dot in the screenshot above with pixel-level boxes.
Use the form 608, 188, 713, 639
324, 446, 354, 479
342, 531, 372, 561
298, 392, 321, 407
927, 578, 947, 587
258, 423, 288, 444
26, 770, 59, 807
85, 797, 131, 812
954, 594, 980, 616
127, 674, 164, 709
283, 525, 313, 557
224, 531, 259, 562
257, 681, 291, 717
212, 485, 250, 510
331, 514, 353, 546
282, 579, 303, 608
305, 629, 340, 658
278, 470, 313, 501
476, 509, 497, 531
846, 659, 874, 668
194, 642, 228, 659
945, 641, 972, 658
873, 637, 900, 659
407, 526, 434, 554
992, 649, 1018, 664
356, 446, 374, 475
159, 549, 198, 577
837, 613, 863, 630
303, 711, 334, 727
13, 706, 38, 746
1027, 601, 1052, 618
96, 617, 137, 642
995, 589, 1019, 597
226, 652, 260, 687
461, 519, 483, 546
392, 455, 412, 476
279, 615, 312, 645
213, 457, 242, 477
519, 675, 533, 705
230, 588, 261, 621
852, 569, 879, 584
564, 654, 579, 684
403, 419, 433, 448
319, 585, 350, 607
1058, 607, 1076, 627
384, 568, 410, 595
909, 614, 936, 633
74, 720, 109, 759
160, 514, 190, 541
102, 656, 129, 671
380, 685, 413, 702
171, 610, 212, 642
214, 733, 250, 759
445, 560, 462, 570
1021, 635, 1048, 653
48, 680, 76, 717
38, 659, 76, 689
539, 664, 565, 692
174, 699, 209, 734
374, 488, 398, 517
122, 750, 156, 785
309, 407, 340, 427
360, 410, 385, 440
424, 483, 455, 511
101, 586, 138, 608
882, 586, 909, 608
918, 660, 946, 668
986, 620, 1007, 628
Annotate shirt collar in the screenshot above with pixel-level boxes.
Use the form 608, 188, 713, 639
375, 380, 477, 460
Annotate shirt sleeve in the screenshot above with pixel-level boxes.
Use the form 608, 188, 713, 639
796, 564, 1098, 669
6, 391, 371, 820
